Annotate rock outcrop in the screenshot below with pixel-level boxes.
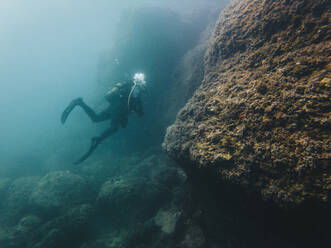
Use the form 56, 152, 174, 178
164, 0, 331, 207
0, 178, 11, 208
30, 171, 89, 210
2, 177, 40, 224
97, 177, 170, 226
31, 204, 94, 248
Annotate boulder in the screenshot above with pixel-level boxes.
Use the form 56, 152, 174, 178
97, 177, 170, 225
16, 215, 42, 234
180, 224, 206, 248
154, 207, 181, 235
30, 171, 89, 210
0, 178, 11, 208
32, 204, 94, 248
163, 0, 331, 208
4, 176, 40, 224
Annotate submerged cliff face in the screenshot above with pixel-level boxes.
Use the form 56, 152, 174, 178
164, 0, 331, 208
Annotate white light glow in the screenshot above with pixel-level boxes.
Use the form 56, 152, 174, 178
134, 73, 145, 84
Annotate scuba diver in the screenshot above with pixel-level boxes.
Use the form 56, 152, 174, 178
61, 73, 146, 164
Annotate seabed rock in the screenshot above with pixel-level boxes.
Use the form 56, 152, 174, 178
3, 176, 40, 224
32, 204, 95, 248
97, 177, 170, 226
0, 178, 12, 208
30, 171, 90, 210
154, 207, 182, 235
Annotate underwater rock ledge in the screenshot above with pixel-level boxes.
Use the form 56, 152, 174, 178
163, 0, 331, 208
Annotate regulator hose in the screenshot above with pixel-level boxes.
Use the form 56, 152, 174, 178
128, 82, 137, 112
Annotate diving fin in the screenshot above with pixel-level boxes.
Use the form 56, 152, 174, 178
61, 98, 82, 124
74, 138, 99, 165
74, 148, 94, 165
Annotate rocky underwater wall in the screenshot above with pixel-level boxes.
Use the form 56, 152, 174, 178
0, 1, 330, 248
164, 0, 331, 209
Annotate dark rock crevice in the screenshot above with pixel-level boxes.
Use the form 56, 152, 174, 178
183, 167, 331, 247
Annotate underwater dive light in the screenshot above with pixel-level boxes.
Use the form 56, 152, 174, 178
133, 73, 146, 85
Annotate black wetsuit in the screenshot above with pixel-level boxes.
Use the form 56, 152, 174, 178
62, 81, 143, 164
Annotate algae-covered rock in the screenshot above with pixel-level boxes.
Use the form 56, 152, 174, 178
97, 177, 170, 225
81, 230, 128, 248
154, 207, 181, 235
4, 176, 40, 224
16, 215, 42, 234
0, 178, 11, 208
180, 224, 206, 248
164, 0, 331, 207
0, 226, 17, 248
3, 215, 44, 247
32, 204, 94, 248
122, 220, 161, 248
30, 171, 89, 210
7, 176, 40, 208
130, 155, 187, 190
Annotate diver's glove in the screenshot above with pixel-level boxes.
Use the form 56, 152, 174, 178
61, 97, 83, 124
74, 136, 101, 165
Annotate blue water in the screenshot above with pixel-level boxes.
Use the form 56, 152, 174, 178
0, 1, 223, 247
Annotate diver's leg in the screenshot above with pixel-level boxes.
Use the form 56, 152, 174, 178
74, 120, 119, 164
78, 101, 113, 123
98, 119, 119, 143
77, 101, 100, 122
61, 97, 83, 124
62, 97, 109, 124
